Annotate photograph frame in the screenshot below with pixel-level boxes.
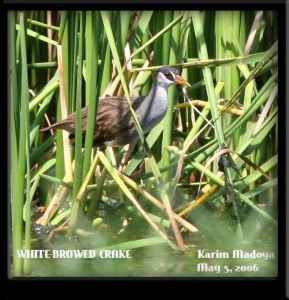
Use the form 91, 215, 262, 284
5, 1, 287, 296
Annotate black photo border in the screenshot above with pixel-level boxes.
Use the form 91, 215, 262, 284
3, 0, 287, 298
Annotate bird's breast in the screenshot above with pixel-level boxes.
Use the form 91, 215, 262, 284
138, 88, 169, 134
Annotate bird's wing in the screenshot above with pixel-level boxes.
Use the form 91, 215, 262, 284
93, 96, 144, 146
41, 106, 89, 133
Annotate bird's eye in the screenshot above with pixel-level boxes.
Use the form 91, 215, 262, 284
164, 72, 173, 80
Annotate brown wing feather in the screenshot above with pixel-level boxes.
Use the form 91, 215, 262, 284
93, 96, 144, 147
40, 107, 89, 134
41, 95, 145, 147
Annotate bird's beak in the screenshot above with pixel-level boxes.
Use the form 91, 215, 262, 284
174, 75, 191, 87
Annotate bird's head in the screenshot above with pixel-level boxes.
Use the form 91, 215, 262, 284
156, 66, 191, 88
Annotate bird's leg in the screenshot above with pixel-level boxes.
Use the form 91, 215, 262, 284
119, 138, 153, 171
118, 140, 138, 172
141, 140, 153, 157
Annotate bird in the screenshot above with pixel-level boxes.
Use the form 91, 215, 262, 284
40, 66, 190, 147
